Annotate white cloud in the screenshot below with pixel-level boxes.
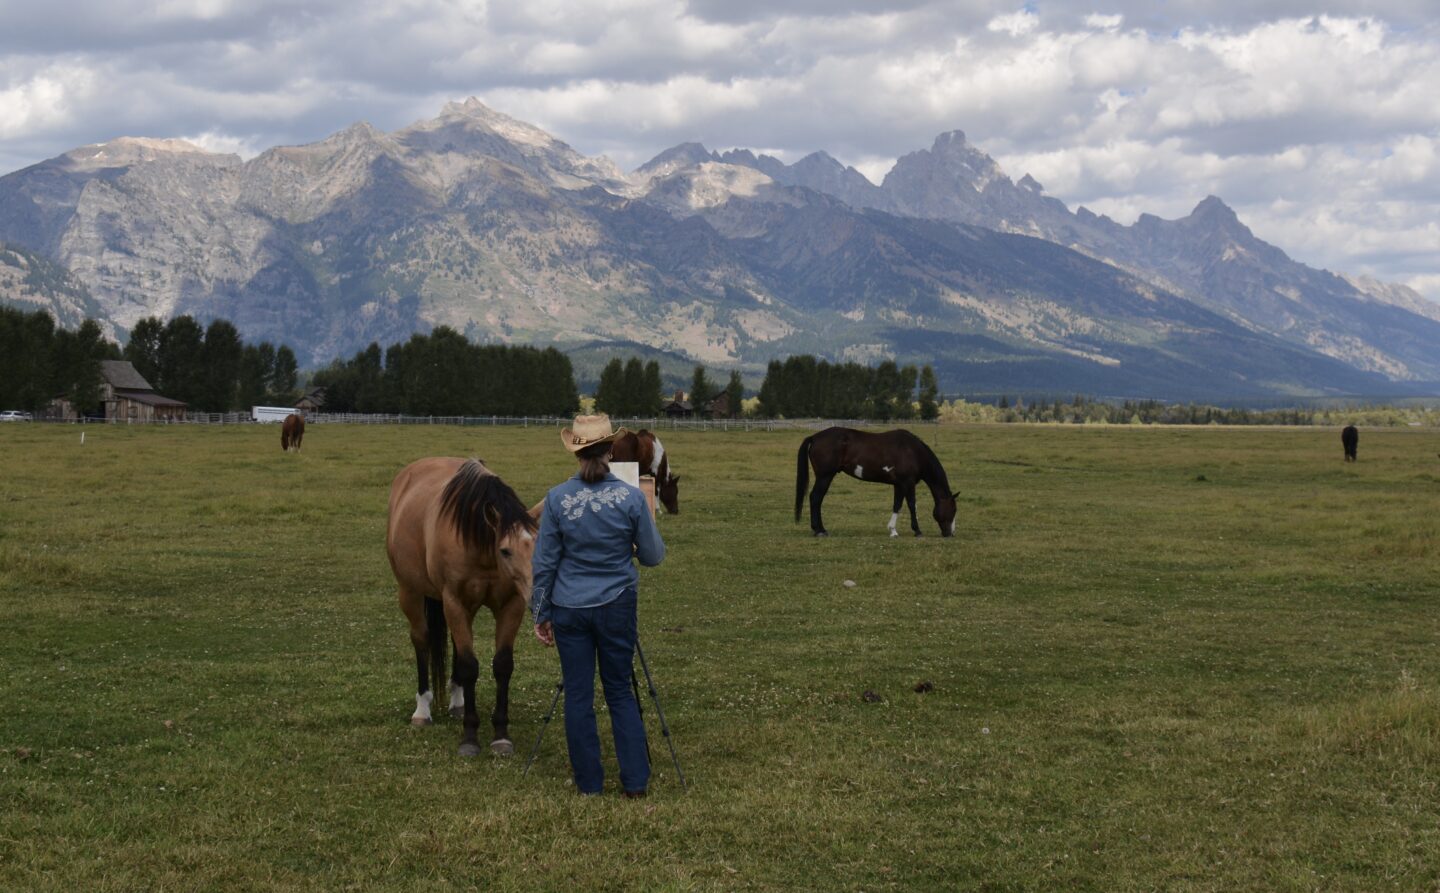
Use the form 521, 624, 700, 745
0, 64, 96, 139
1084, 13, 1123, 30
986, 9, 1040, 37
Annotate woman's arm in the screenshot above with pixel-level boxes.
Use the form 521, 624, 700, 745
633, 497, 665, 567
531, 491, 563, 624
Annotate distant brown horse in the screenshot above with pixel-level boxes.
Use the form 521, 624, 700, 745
611, 429, 680, 513
387, 458, 541, 756
1341, 425, 1358, 462
281, 413, 305, 452
796, 427, 958, 537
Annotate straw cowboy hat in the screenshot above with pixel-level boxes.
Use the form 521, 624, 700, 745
561, 413, 628, 452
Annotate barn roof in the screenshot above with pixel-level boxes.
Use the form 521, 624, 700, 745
114, 388, 187, 407
100, 360, 155, 391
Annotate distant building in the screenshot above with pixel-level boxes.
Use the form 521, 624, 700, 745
662, 390, 694, 418
295, 386, 326, 413
83, 360, 187, 421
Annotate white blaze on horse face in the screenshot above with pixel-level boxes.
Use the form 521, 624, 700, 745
888, 513, 899, 537
412, 689, 434, 724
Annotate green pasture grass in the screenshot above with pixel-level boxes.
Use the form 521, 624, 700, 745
1, 422, 1438, 891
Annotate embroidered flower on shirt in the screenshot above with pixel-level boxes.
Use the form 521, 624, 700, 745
560, 486, 630, 520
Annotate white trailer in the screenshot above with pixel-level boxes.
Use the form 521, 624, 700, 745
251, 406, 298, 423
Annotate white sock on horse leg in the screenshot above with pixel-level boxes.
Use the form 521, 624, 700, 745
448, 681, 465, 711
412, 690, 434, 723
889, 513, 899, 537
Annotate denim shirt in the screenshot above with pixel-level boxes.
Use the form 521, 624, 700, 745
531, 471, 665, 624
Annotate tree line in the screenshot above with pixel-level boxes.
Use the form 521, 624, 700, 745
592, 359, 745, 418
0, 308, 119, 413
312, 326, 579, 416
125, 316, 299, 412
756, 355, 940, 420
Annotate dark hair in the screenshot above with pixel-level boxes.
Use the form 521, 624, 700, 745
576, 442, 611, 484
439, 459, 537, 551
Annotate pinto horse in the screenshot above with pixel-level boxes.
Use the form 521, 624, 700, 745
281, 413, 305, 452
387, 458, 541, 756
611, 429, 680, 513
796, 427, 958, 537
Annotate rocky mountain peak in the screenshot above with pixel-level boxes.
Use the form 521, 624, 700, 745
636, 142, 718, 176
62, 137, 233, 171
1018, 173, 1044, 193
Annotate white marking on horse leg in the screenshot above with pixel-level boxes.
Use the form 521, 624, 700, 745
854, 465, 864, 477
411, 690, 434, 725
888, 513, 899, 537
950, 519, 956, 536
448, 681, 465, 714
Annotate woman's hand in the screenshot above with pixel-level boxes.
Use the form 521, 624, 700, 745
534, 621, 555, 647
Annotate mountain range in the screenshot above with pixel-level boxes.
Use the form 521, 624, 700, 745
2, 97, 1438, 399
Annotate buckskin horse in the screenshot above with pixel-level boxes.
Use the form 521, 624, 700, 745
386, 458, 541, 756
281, 413, 305, 452
611, 429, 680, 513
796, 427, 958, 537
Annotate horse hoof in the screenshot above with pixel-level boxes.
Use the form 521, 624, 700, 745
458, 742, 482, 757
813, 531, 828, 538
490, 738, 514, 756
449, 706, 464, 719
889, 530, 899, 538
410, 717, 433, 727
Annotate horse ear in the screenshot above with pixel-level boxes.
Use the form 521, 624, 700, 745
529, 500, 544, 519
670, 474, 680, 484
951, 491, 960, 500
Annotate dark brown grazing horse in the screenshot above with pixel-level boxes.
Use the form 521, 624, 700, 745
387, 458, 541, 756
796, 427, 958, 537
611, 428, 680, 513
281, 413, 305, 452
1341, 425, 1358, 462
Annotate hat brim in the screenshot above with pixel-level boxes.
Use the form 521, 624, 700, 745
560, 426, 628, 452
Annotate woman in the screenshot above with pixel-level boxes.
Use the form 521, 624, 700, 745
532, 413, 666, 797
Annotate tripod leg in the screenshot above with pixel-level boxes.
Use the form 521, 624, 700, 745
634, 638, 687, 791
631, 663, 653, 768
522, 681, 564, 777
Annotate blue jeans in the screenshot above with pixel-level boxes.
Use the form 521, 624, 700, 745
552, 589, 650, 794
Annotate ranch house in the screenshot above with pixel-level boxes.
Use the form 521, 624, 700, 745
295, 386, 327, 413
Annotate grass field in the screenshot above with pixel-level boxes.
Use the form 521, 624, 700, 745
2, 422, 1438, 891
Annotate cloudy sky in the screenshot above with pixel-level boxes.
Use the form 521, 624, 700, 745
2, 0, 1437, 299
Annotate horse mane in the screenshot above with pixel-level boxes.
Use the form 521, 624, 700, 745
438, 459, 537, 552
901, 430, 952, 495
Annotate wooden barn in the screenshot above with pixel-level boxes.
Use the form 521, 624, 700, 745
96, 360, 187, 422
295, 386, 327, 413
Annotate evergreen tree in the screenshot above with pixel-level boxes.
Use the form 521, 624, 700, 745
594, 358, 625, 416
622, 357, 646, 418
758, 360, 784, 418
157, 315, 205, 406
918, 365, 940, 420
269, 344, 299, 404
124, 316, 164, 386
237, 342, 276, 409
724, 370, 744, 419
689, 365, 715, 411
199, 319, 243, 411
641, 361, 663, 416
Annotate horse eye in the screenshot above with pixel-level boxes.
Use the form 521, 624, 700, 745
499, 547, 513, 558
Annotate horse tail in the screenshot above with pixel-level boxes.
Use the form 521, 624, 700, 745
425, 595, 448, 701
795, 435, 814, 523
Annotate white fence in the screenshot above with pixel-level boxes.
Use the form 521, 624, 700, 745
38, 412, 939, 432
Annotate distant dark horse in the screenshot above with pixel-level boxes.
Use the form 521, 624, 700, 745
281, 413, 305, 452
612, 429, 680, 513
1341, 425, 1358, 462
796, 427, 958, 537
387, 458, 541, 756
